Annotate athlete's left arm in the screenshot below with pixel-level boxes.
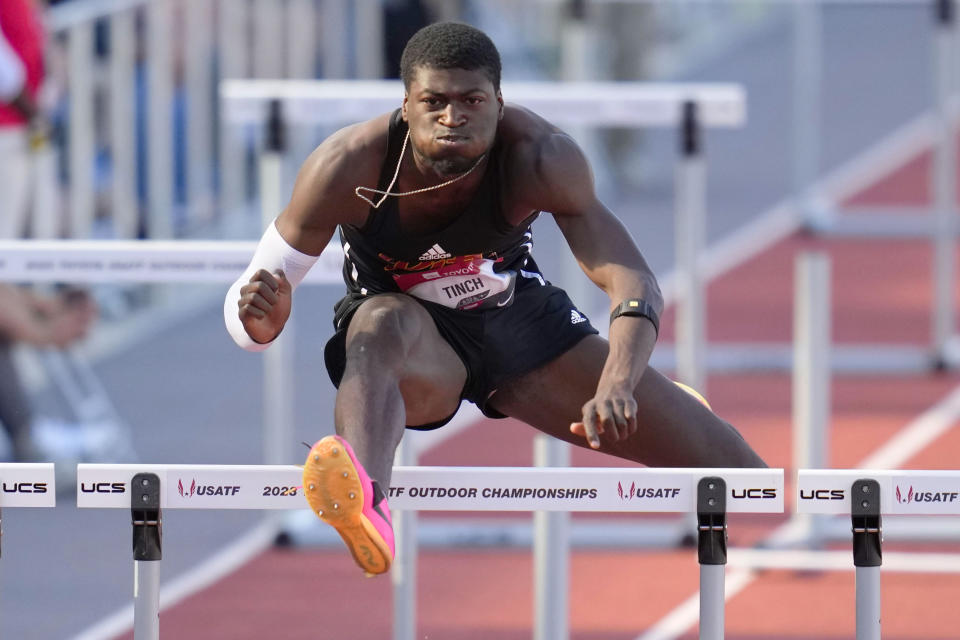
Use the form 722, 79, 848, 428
534, 132, 662, 449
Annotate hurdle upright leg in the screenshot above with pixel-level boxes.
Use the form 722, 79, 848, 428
393, 439, 417, 640
852, 479, 882, 640
131, 473, 162, 640
697, 477, 727, 640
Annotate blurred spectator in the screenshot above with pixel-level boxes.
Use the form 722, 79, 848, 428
0, 0, 48, 239
0, 285, 96, 461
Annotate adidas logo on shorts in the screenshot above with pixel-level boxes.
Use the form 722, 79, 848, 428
570, 309, 586, 325
418, 243, 452, 260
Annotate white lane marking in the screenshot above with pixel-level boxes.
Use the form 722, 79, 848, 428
71, 520, 279, 640
858, 383, 960, 470
637, 569, 755, 640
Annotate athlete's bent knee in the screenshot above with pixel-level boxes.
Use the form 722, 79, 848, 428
345, 296, 425, 363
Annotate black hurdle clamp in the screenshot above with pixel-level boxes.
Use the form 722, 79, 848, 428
132, 473, 162, 562
697, 477, 727, 565
266, 99, 286, 154
936, 0, 954, 26
851, 478, 882, 568
681, 100, 701, 158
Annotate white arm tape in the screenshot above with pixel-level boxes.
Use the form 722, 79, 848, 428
224, 219, 320, 351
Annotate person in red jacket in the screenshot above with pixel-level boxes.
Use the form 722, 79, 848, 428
0, 0, 46, 239
0, 1, 105, 464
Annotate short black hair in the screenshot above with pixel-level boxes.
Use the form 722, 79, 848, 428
400, 22, 501, 92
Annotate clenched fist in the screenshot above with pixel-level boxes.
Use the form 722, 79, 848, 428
238, 269, 292, 344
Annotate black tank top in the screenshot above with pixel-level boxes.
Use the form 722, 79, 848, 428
339, 110, 542, 311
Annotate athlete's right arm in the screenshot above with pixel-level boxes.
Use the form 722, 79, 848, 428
224, 120, 383, 350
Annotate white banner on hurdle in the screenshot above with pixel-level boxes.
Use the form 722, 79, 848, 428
798, 469, 960, 515
0, 463, 56, 507
77, 465, 783, 513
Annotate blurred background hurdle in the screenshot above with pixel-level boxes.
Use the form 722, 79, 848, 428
219, 78, 747, 398
77, 464, 783, 640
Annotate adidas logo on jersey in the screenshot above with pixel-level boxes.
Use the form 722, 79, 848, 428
418, 244, 452, 260
570, 310, 586, 325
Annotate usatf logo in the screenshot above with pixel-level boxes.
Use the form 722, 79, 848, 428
617, 482, 681, 500
896, 485, 958, 504
178, 479, 240, 497
178, 478, 196, 498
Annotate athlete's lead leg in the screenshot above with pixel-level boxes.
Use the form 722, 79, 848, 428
333, 294, 465, 486
303, 294, 467, 575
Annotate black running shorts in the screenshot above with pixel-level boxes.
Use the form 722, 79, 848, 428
323, 274, 599, 429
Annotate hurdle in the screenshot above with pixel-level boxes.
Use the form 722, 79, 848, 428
793, 0, 960, 368
77, 464, 783, 640
797, 469, 960, 640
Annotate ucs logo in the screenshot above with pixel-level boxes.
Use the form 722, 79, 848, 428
731, 488, 777, 499
80, 482, 126, 494
2, 482, 47, 494
799, 489, 845, 501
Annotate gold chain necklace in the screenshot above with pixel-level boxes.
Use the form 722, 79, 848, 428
354, 130, 486, 209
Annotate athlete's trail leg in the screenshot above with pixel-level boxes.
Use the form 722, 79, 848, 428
490, 335, 766, 468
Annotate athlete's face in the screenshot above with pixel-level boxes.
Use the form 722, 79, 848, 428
402, 66, 503, 177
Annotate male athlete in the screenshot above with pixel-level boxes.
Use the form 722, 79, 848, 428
226, 22, 766, 576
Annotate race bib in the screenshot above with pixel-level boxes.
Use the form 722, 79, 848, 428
392, 257, 516, 310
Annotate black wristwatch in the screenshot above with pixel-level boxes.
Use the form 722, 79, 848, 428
609, 299, 660, 337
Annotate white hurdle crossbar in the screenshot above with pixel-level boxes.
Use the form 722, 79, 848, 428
798, 469, 960, 640
78, 464, 783, 640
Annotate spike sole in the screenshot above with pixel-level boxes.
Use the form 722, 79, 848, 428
303, 437, 392, 576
